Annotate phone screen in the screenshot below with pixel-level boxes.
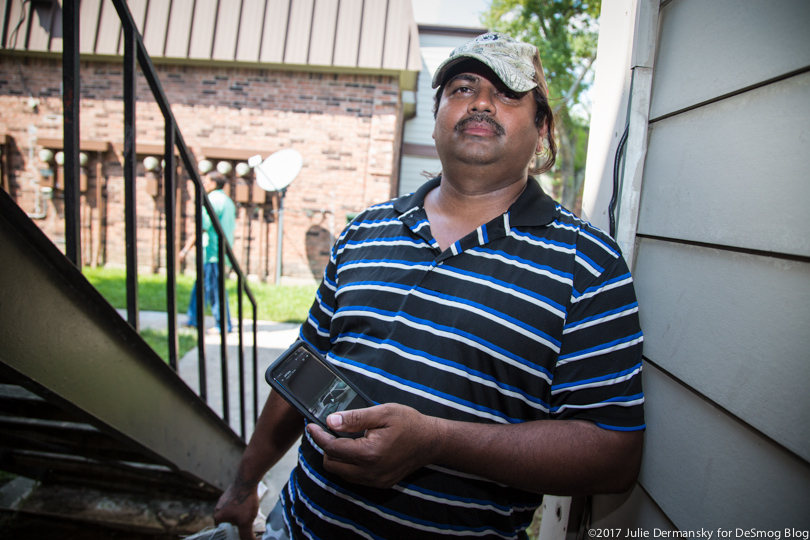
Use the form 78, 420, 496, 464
272, 345, 369, 425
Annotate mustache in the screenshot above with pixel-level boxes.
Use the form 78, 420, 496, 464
454, 113, 505, 136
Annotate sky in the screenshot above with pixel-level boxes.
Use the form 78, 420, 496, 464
411, 0, 491, 28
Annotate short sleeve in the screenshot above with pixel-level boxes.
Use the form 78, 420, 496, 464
550, 250, 645, 431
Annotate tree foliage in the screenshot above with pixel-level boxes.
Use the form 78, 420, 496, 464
482, 0, 602, 210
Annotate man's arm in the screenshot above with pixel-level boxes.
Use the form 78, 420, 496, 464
307, 403, 643, 496
178, 234, 195, 263
214, 391, 304, 540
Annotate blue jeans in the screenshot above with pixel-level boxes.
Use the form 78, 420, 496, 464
187, 262, 232, 332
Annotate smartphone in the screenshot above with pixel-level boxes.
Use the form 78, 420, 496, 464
265, 340, 374, 438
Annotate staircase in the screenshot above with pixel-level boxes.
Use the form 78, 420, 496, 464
0, 188, 246, 535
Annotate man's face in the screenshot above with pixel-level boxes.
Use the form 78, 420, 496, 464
203, 175, 217, 193
432, 61, 543, 174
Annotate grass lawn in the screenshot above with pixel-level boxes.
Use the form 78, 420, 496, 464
83, 266, 317, 323
139, 327, 200, 364
83, 266, 317, 363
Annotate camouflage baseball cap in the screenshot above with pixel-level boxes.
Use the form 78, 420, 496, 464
431, 32, 540, 93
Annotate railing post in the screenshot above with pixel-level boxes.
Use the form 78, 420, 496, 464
238, 276, 246, 440
122, 17, 138, 330
253, 304, 258, 427
165, 122, 179, 370
62, 0, 81, 267
219, 234, 229, 426
194, 180, 207, 402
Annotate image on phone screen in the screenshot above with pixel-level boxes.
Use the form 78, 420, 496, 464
272, 346, 368, 425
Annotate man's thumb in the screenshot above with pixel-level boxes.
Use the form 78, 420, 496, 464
327, 407, 371, 432
327, 411, 348, 431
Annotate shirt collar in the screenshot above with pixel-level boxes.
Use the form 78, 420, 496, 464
393, 175, 557, 227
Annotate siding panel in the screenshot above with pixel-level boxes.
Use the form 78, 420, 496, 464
128, 0, 148, 33
27, 2, 53, 51
308, 0, 338, 66
402, 67, 435, 145
211, 0, 241, 61
399, 156, 440, 196
188, 0, 218, 59
0, 0, 7, 48
142, 0, 171, 57
640, 364, 810, 529
4, 0, 27, 49
332, 0, 363, 67
634, 238, 810, 461
95, 0, 122, 55
78, 0, 102, 54
357, 0, 386, 69
382, 0, 407, 70
259, 0, 291, 63
651, 0, 810, 119
235, 0, 267, 62
404, 18, 421, 73
47, 0, 62, 53
2, 0, 419, 81
283, 0, 314, 65
164, 0, 194, 58
638, 72, 810, 257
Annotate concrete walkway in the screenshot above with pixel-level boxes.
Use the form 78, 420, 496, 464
121, 310, 302, 521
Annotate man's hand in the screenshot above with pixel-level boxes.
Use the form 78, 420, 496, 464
212, 392, 304, 540
307, 403, 440, 489
214, 478, 259, 540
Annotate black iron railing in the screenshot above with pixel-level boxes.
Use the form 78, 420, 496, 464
58, 0, 259, 440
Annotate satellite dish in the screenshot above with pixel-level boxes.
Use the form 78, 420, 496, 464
251, 149, 303, 192
248, 149, 303, 284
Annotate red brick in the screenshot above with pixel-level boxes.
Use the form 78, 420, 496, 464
1, 57, 404, 283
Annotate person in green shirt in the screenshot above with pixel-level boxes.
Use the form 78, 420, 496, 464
179, 171, 236, 333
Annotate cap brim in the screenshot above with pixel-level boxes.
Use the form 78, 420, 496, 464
431, 54, 537, 93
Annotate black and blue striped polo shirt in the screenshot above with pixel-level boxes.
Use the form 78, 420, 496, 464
282, 176, 645, 539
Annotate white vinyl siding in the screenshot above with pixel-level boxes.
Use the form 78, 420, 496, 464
639, 72, 810, 256
648, 0, 810, 120
399, 156, 442, 196
635, 238, 810, 462
640, 363, 810, 529
589, 0, 810, 531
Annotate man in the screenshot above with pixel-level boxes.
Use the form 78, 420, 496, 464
180, 171, 235, 334
215, 33, 644, 540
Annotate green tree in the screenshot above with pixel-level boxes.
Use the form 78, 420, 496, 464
482, 0, 601, 211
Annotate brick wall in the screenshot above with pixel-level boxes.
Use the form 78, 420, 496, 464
0, 55, 404, 282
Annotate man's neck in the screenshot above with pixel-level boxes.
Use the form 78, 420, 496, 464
424, 170, 528, 252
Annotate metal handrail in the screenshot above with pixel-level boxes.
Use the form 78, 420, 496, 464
59, 0, 259, 441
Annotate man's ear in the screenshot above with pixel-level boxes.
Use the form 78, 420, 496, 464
534, 134, 546, 153
535, 120, 549, 152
